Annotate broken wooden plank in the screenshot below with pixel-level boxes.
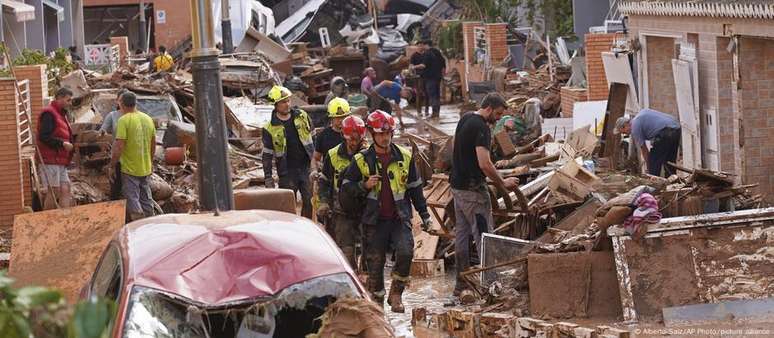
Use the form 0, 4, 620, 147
611, 236, 638, 322
446, 310, 479, 338
414, 230, 440, 260
596, 326, 630, 338
411, 259, 445, 278
479, 313, 513, 337
598, 82, 628, 164
495, 130, 517, 157
548, 170, 591, 202
623, 207, 774, 234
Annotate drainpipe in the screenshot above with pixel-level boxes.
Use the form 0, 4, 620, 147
139, 0, 146, 52
189, 0, 234, 211
221, 0, 233, 53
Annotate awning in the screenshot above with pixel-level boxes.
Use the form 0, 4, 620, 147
1, 0, 35, 22
42, 0, 64, 22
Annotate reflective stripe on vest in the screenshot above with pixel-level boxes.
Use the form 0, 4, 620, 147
328, 144, 351, 191
263, 109, 313, 158
354, 145, 413, 202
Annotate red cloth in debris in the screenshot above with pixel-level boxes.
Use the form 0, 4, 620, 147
623, 193, 662, 236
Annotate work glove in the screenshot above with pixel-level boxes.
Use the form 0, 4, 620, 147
310, 170, 321, 181
317, 203, 331, 219
264, 178, 275, 189
420, 214, 432, 232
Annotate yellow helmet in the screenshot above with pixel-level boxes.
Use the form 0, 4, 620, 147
268, 85, 292, 104
327, 97, 351, 118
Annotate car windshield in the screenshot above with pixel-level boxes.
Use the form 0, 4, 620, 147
282, 16, 312, 43
136, 98, 176, 121
122, 273, 359, 337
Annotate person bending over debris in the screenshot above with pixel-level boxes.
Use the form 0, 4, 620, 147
110, 91, 157, 221
153, 46, 174, 72
372, 80, 413, 128
318, 115, 368, 267
340, 110, 431, 313
522, 98, 543, 141
37, 87, 75, 210
450, 93, 520, 298
615, 108, 681, 177
101, 88, 130, 200
411, 39, 446, 119
263, 85, 315, 219
361, 67, 377, 95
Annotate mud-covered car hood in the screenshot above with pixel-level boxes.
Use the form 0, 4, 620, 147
118, 210, 353, 305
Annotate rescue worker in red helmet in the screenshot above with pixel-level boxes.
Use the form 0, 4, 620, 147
340, 110, 432, 313
317, 115, 368, 267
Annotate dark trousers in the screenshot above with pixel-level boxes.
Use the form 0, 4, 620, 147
414, 78, 427, 114
278, 167, 312, 219
333, 213, 360, 268
452, 187, 493, 291
364, 217, 414, 298
648, 127, 681, 177
424, 78, 441, 116
110, 162, 122, 200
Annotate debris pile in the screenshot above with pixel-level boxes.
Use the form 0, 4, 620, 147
406, 119, 771, 335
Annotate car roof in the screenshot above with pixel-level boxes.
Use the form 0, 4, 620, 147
116, 210, 351, 305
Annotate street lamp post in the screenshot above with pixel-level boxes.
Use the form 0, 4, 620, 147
189, 0, 234, 211
221, 0, 234, 53
138, 0, 146, 52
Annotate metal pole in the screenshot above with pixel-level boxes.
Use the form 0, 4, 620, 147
221, 0, 233, 53
190, 0, 234, 211
139, 0, 146, 52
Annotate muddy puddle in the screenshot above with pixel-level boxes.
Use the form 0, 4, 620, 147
382, 268, 458, 337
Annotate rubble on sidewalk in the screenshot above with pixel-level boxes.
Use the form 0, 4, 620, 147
404, 116, 770, 336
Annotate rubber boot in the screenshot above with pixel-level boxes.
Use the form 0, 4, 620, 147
387, 280, 406, 313
371, 290, 385, 306
431, 106, 440, 119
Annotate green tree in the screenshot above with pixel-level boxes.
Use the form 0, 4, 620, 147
0, 271, 114, 338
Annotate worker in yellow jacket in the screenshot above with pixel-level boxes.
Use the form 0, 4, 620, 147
153, 46, 174, 72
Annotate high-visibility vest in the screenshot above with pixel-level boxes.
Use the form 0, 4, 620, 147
327, 144, 352, 192
353, 144, 415, 203
262, 109, 314, 159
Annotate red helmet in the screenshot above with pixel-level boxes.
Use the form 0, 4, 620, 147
341, 115, 366, 140
367, 110, 395, 133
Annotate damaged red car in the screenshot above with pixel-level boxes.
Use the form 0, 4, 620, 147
83, 210, 368, 337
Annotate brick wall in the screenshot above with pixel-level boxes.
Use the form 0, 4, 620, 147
486, 23, 509, 65
627, 14, 774, 198
627, 15, 774, 37
85, 0, 192, 50
585, 33, 615, 101
645, 36, 678, 118
0, 78, 24, 228
110, 36, 130, 65
462, 21, 484, 99
738, 37, 774, 200
560, 87, 589, 117
13, 65, 48, 133
462, 21, 484, 65
714, 37, 737, 174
